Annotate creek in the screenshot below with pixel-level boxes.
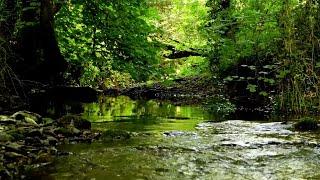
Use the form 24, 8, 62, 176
29, 96, 320, 179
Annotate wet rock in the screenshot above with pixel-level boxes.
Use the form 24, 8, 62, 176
57, 115, 91, 130
164, 131, 183, 137
294, 117, 319, 131
26, 129, 43, 138
25, 137, 42, 146
24, 117, 39, 126
4, 151, 26, 160
0, 115, 11, 120
0, 132, 13, 142
11, 111, 42, 124
70, 127, 81, 135
42, 117, 54, 125
54, 127, 81, 137
7, 127, 28, 141
0, 111, 99, 179
163, 131, 195, 137
46, 136, 58, 146
35, 153, 53, 163
102, 129, 131, 140
4, 142, 24, 154
0, 116, 16, 125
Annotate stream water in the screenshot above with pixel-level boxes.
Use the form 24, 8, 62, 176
32, 96, 320, 179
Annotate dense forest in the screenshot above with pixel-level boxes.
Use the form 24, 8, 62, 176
1, 0, 319, 114
1, 0, 320, 178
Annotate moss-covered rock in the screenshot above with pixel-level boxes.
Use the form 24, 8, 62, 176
42, 117, 54, 125
54, 127, 81, 137
102, 129, 131, 140
0, 132, 13, 142
0, 111, 99, 179
11, 111, 42, 124
0, 116, 16, 125
57, 115, 91, 130
294, 117, 319, 131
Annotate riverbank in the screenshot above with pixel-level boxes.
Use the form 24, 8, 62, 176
0, 111, 100, 179
117, 76, 218, 105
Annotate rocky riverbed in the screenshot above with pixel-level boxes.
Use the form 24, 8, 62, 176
0, 111, 100, 179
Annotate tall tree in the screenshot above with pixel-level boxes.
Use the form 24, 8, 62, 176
0, 0, 67, 84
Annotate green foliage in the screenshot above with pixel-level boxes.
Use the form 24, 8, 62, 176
206, 0, 282, 71
150, 0, 209, 79
294, 117, 319, 131
152, 0, 208, 49
178, 57, 210, 77
55, 0, 162, 87
203, 95, 235, 120
246, 84, 257, 93
206, 0, 320, 114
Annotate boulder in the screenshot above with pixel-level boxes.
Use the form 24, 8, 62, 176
54, 127, 81, 137
102, 129, 131, 140
0, 119, 16, 125
57, 115, 91, 130
26, 129, 43, 138
11, 111, 42, 125
0, 116, 16, 125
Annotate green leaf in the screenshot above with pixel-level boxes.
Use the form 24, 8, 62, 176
259, 91, 268, 96
246, 84, 257, 93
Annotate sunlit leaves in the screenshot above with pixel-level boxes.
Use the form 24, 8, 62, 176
55, 0, 162, 86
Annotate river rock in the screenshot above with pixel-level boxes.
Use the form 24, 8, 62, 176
25, 137, 42, 146
4, 142, 24, 154
0, 115, 16, 125
42, 117, 54, 125
102, 129, 131, 140
11, 111, 42, 124
0, 132, 13, 142
24, 117, 39, 126
4, 151, 26, 160
57, 115, 91, 130
54, 127, 81, 137
26, 129, 43, 138
47, 136, 58, 146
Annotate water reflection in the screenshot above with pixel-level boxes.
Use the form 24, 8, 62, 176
82, 96, 212, 122
28, 96, 320, 179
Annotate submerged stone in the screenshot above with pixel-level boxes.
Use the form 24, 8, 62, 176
102, 129, 131, 140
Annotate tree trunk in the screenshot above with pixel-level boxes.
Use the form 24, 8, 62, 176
14, 0, 67, 83
40, 0, 67, 83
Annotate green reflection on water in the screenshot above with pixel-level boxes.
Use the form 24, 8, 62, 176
81, 96, 214, 132
83, 96, 212, 122
30, 96, 320, 180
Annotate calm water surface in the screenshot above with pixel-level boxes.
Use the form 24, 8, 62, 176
35, 96, 320, 179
